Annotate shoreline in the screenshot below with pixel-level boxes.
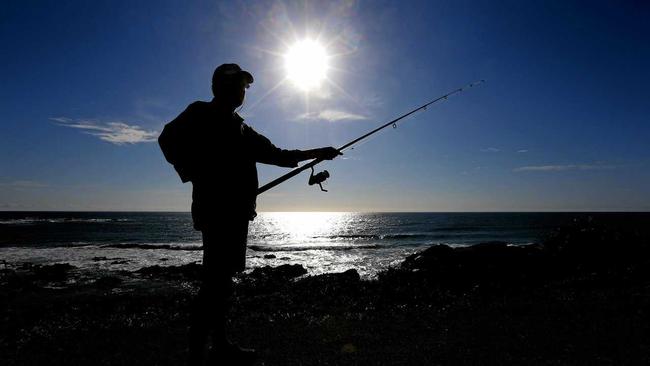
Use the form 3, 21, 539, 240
3, 222, 650, 365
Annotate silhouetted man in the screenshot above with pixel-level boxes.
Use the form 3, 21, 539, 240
159, 63, 340, 365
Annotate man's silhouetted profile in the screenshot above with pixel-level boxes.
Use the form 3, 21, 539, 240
159, 63, 340, 366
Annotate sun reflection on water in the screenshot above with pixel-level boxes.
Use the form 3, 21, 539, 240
262, 212, 349, 246
246, 212, 410, 278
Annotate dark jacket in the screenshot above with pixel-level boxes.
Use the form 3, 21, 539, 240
162, 100, 300, 229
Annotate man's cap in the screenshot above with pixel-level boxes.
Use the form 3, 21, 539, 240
212, 63, 254, 86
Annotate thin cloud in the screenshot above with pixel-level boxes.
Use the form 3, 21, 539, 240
51, 117, 158, 145
297, 109, 368, 122
0, 180, 48, 188
481, 147, 500, 153
514, 164, 617, 172
361, 94, 384, 108
517, 149, 529, 153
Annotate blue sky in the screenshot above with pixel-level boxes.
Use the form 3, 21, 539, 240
1, 0, 649, 211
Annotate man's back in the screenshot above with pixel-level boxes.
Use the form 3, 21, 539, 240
168, 101, 257, 225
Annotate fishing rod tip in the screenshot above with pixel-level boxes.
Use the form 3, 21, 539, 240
469, 79, 485, 87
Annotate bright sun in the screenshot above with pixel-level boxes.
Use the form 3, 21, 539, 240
285, 39, 329, 91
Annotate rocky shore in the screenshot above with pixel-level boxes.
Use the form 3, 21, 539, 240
2, 220, 650, 365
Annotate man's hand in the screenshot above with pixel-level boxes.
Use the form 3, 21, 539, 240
298, 147, 343, 162
316, 146, 342, 160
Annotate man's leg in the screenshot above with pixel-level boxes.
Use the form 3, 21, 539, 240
188, 229, 235, 366
187, 282, 210, 365
203, 220, 256, 364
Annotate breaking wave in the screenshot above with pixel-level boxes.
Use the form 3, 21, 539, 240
101, 243, 202, 251
248, 244, 380, 252
0, 218, 131, 225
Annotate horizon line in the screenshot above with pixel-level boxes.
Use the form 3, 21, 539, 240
1, 210, 649, 213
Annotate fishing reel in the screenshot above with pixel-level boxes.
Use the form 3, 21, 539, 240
309, 166, 330, 192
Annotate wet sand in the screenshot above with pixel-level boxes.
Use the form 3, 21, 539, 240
2, 221, 650, 365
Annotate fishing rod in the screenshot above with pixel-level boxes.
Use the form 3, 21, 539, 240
257, 79, 485, 195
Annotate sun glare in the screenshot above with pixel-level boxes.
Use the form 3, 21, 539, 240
285, 39, 329, 91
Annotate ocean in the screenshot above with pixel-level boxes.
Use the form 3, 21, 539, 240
0, 212, 643, 278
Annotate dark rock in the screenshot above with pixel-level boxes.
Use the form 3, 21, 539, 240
2, 263, 77, 289
542, 220, 650, 273
33, 263, 76, 282
401, 244, 454, 270
298, 269, 360, 288
94, 276, 122, 288
238, 264, 308, 294
250, 264, 307, 280
342, 268, 360, 280
290, 269, 363, 309
92, 256, 109, 261
3, 270, 37, 290
394, 218, 650, 293
397, 242, 549, 290
264, 254, 276, 259
135, 263, 203, 281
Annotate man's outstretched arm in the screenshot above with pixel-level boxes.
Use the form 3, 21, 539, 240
245, 125, 341, 167
292, 147, 342, 163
